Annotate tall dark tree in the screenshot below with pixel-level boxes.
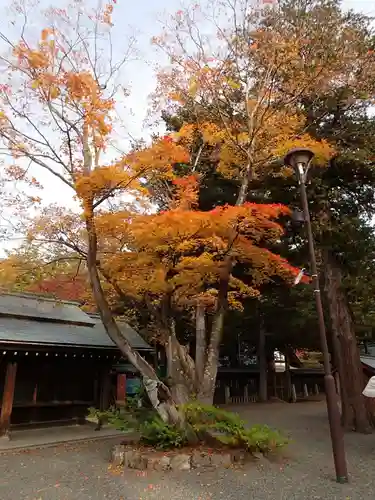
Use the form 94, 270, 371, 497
157, 0, 375, 428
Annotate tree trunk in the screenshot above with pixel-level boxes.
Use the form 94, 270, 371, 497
324, 251, 372, 433
166, 335, 173, 379
195, 304, 206, 387
197, 164, 250, 403
267, 352, 276, 399
284, 353, 292, 402
165, 334, 194, 406
85, 212, 183, 427
258, 325, 268, 402
331, 323, 349, 427
198, 309, 224, 404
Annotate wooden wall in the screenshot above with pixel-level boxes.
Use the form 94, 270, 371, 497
0, 352, 114, 427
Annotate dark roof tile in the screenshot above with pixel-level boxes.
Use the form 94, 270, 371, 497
0, 293, 95, 326
0, 315, 151, 350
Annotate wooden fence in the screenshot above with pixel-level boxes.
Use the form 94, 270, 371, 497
221, 380, 322, 405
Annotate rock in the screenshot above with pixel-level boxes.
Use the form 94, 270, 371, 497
123, 450, 134, 467
170, 453, 191, 471
251, 451, 268, 465
146, 456, 160, 470
231, 450, 247, 464
111, 445, 125, 467
120, 447, 240, 472
191, 451, 212, 468
210, 452, 232, 468
158, 455, 172, 471
124, 451, 148, 470
147, 455, 171, 471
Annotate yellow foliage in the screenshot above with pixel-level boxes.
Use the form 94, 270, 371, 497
172, 112, 328, 181
125, 136, 190, 183
276, 135, 335, 168
74, 166, 137, 202
93, 194, 299, 310
151, 1, 375, 185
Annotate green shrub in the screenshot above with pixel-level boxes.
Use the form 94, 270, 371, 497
140, 416, 187, 449
106, 406, 137, 432
181, 402, 287, 453
242, 424, 288, 453
183, 402, 245, 433
88, 401, 287, 453
86, 406, 137, 432
87, 407, 101, 421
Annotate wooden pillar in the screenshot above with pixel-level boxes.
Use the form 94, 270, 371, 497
31, 382, 38, 424
0, 362, 17, 439
224, 386, 230, 404
244, 385, 249, 403
116, 374, 127, 406
258, 326, 268, 402
303, 383, 309, 398
284, 354, 292, 402
94, 373, 100, 408
291, 384, 297, 403
99, 368, 111, 411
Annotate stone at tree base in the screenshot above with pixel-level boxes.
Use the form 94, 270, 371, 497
124, 450, 148, 470
210, 453, 232, 468
231, 450, 247, 463
158, 455, 171, 471
147, 455, 171, 471
113, 444, 250, 472
111, 445, 125, 467
123, 450, 134, 467
170, 454, 191, 471
146, 456, 160, 470
252, 451, 268, 464
191, 450, 212, 468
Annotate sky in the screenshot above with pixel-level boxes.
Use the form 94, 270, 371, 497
0, 0, 374, 254
114, 0, 375, 134
109, 0, 375, 140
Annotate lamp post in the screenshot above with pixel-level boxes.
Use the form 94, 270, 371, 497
284, 148, 348, 484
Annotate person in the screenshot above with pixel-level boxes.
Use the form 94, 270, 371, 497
362, 376, 375, 398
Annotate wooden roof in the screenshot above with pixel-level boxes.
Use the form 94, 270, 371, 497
0, 292, 94, 326
0, 292, 151, 351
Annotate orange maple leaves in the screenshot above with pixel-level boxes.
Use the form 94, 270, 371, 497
13, 26, 114, 152
97, 185, 302, 311
126, 136, 189, 182
172, 175, 199, 209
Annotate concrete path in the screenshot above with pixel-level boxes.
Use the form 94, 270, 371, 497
0, 424, 124, 452
1, 402, 375, 499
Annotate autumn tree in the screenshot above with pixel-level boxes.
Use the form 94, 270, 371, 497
233, 107, 375, 431
301, 96, 375, 432
153, 0, 375, 425
0, 245, 95, 306
0, 0, 193, 426
152, 0, 374, 194
0, 0, 302, 423
24, 172, 305, 404
148, 0, 357, 401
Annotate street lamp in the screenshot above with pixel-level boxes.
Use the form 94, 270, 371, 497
284, 148, 348, 484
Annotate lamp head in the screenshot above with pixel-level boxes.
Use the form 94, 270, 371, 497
284, 148, 315, 170
291, 208, 305, 224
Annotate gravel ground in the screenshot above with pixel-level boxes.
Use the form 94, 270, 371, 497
1, 401, 375, 499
